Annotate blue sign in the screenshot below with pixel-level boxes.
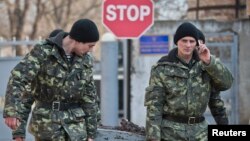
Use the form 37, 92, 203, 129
140, 35, 169, 54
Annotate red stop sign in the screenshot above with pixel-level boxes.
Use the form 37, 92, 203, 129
102, 0, 154, 39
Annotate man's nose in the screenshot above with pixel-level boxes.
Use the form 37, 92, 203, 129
186, 41, 192, 47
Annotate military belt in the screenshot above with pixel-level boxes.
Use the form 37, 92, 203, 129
162, 114, 205, 124
36, 101, 80, 111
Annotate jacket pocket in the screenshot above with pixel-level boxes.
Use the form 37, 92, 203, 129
65, 107, 85, 123
64, 108, 87, 140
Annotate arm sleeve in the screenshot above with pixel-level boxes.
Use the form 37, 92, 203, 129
95, 94, 101, 125
208, 88, 228, 125
12, 93, 34, 139
144, 66, 165, 141
3, 44, 45, 119
82, 66, 98, 139
12, 118, 28, 139
202, 55, 234, 91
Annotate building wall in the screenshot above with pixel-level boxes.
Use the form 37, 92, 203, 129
187, 0, 248, 20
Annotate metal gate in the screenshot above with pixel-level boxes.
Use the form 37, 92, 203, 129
204, 32, 239, 124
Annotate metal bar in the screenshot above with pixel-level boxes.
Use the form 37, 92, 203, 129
101, 39, 119, 126
0, 40, 39, 47
122, 39, 128, 120
188, 4, 246, 11
196, 0, 200, 20
127, 39, 132, 121
236, 0, 239, 19
232, 33, 239, 124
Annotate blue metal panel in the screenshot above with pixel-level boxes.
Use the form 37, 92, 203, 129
140, 35, 169, 54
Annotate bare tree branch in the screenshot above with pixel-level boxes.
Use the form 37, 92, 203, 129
78, 0, 102, 18
30, 0, 46, 40
62, 0, 72, 28
16, 0, 30, 39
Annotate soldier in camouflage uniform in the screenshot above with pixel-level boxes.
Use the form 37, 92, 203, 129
197, 29, 229, 125
3, 19, 100, 141
6, 28, 65, 141
144, 22, 233, 141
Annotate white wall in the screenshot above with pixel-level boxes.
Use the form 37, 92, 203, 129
130, 44, 162, 125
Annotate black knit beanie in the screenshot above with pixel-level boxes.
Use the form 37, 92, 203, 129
69, 19, 99, 43
174, 22, 199, 45
197, 29, 205, 43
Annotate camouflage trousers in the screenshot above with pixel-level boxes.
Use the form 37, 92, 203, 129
34, 129, 70, 141
161, 119, 208, 141
35, 136, 70, 141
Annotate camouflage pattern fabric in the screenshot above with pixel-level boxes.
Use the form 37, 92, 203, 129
144, 48, 233, 141
11, 93, 33, 139
161, 119, 208, 141
35, 133, 70, 141
96, 95, 101, 125
12, 119, 28, 139
3, 32, 99, 140
209, 88, 228, 125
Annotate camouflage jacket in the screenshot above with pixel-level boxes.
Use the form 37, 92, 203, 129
3, 32, 98, 140
144, 48, 233, 140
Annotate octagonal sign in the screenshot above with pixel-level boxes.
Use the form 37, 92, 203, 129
102, 0, 154, 39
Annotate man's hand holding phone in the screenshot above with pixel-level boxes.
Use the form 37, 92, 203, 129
197, 40, 211, 65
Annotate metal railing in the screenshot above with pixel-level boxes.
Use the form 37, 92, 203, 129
0, 39, 41, 57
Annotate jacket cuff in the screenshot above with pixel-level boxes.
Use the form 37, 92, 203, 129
201, 55, 215, 69
12, 130, 26, 139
